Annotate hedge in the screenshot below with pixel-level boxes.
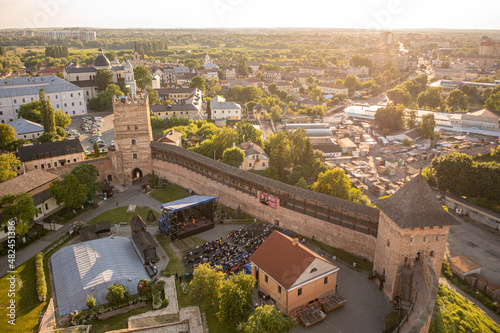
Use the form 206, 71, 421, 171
152, 280, 166, 309
35, 252, 47, 302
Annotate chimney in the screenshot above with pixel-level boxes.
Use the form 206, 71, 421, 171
292, 238, 299, 246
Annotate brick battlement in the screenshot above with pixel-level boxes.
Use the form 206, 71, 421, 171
113, 94, 147, 105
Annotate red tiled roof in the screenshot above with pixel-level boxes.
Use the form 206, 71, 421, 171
250, 231, 335, 289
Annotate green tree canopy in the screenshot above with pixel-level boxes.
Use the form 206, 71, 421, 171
235, 121, 264, 147
0, 124, 17, 151
18, 100, 42, 123
49, 173, 88, 210
146, 87, 161, 105
217, 273, 256, 327
54, 110, 71, 129
95, 68, 113, 92
374, 103, 405, 134
417, 87, 443, 109
0, 192, 37, 236
241, 305, 298, 333
106, 284, 129, 305
222, 147, 245, 168
133, 66, 152, 90
309, 87, 322, 101
485, 90, 500, 111
417, 113, 436, 139
196, 122, 220, 140
386, 87, 411, 107
39, 88, 56, 133
71, 164, 101, 200
0, 153, 21, 183
446, 89, 468, 111
189, 75, 207, 91
189, 263, 225, 304
311, 168, 351, 200
212, 127, 238, 160
268, 131, 292, 181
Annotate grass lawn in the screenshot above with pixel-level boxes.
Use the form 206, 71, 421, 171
87, 206, 160, 226
295, 233, 373, 271
87, 303, 153, 333
150, 184, 192, 204
429, 284, 500, 333
0, 238, 71, 333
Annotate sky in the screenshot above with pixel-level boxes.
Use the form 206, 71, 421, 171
0, 0, 499, 31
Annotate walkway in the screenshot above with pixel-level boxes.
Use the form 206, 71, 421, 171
400, 262, 428, 333
0, 182, 163, 278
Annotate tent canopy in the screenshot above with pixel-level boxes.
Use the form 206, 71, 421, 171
160, 195, 218, 213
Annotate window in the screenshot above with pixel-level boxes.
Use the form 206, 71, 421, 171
14, 99, 17, 104
436, 236, 440, 241
310, 268, 317, 273
249, 163, 252, 168
34, 165, 38, 169
41, 164, 45, 169
410, 237, 414, 243
80, 102, 82, 105
265, 275, 268, 283
72, 102, 74, 106
298, 288, 302, 296
262, 162, 265, 167
73, 158, 76, 162
133, 153, 138, 159
73, 111, 75, 115
324, 276, 328, 284
134, 125, 138, 130
423, 236, 427, 243
64, 103, 67, 107
47, 163, 51, 168
45, 203, 49, 210
56, 104, 60, 108
22, 98, 26, 103
131, 139, 136, 145
78, 92, 81, 96
278, 286, 281, 294
55, 95, 58, 99
54, 162, 57, 167
67, 159, 70, 163
387, 240, 390, 247
429, 251, 435, 257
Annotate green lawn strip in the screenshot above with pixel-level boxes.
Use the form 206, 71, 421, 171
87, 206, 160, 226
429, 284, 500, 333
0, 237, 71, 333
150, 185, 192, 204
87, 303, 153, 333
295, 233, 373, 271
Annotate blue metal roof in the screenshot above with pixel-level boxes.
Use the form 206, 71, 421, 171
160, 195, 219, 212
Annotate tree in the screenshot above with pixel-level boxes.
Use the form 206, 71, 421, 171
0, 124, 17, 151
309, 87, 322, 101
374, 103, 405, 134
54, 110, 71, 129
39, 88, 56, 133
235, 121, 264, 147
446, 89, 468, 111
212, 127, 238, 160
189, 76, 207, 91
311, 169, 351, 200
55, 71, 64, 79
222, 147, 245, 168
485, 91, 500, 111
405, 108, 417, 129
93, 142, 100, 157
237, 56, 248, 76
98, 84, 124, 110
386, 87, 411, 107
270, 105, 282, 122
95, 68, 113, 92
0, 193, 37, 236
418, 113, 436, 140
18, 101, 43, 123
268, 131, 292, 181
417, 87, 443, 109
241, 305, 297, 333
197, 123, 220, 140
431, 153, 474, 195
49, 173, 88, 210
189, 263, 225, 304
86, 294, 97, 309
268, 83, 278, 96
343, 75, 361, 90
0, 153, 21, 183
134, 66, 152, 90
106, 284, 129, 305
71, 164, 101, 200
146, 87, 160, 105
217, 273, 256, 327
295, 178, 308, 189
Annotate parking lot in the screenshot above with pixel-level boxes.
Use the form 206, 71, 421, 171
66, 111, 115, 153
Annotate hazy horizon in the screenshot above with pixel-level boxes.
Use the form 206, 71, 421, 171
0, 0, 499, 31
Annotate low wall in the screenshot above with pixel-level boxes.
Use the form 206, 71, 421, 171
444, 196, 500, 231
406, 257, 439, 333
49, 156, 114, 182
152, 157, 377, 261
96, 301, 147, 320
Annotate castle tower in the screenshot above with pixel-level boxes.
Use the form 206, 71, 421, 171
373, 174, 459, 300
110, 95, 152, 184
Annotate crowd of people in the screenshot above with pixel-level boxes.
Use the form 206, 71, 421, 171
182, 223, 296, 279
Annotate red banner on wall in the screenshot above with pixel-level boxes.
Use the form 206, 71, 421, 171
258, 192, 277, 209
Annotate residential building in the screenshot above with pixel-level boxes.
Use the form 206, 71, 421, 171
250, 231, 339, 315
339, 137, 357, 154
150, 103, 205, 121
203, 54, 219, 70
479, 40, 500, 57
154, 129, 182, 146
237, 141, 269, 171
7, 118, 44, 140
252, 103, 269, 119
428, 79, 500, 97
263, 71, 281, 82
346, 66, 370, 77
369, 54, 417, 70
210, 95, 241, 120
0, 76, 87, 124
0, 170, 62, 240
275, 81, 293, 93
154, 87, 202, 104
299, 66, 325, 77
223, 68, 236, 80
316, 83, 348, 95
64, 48, 137, 102
16, 138, 85, 174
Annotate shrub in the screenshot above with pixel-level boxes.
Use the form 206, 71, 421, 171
160, 299, 169, 309
86, 294, 97, 309
441, 261, 453, 280
35, 252, 47, 302
137, 279, 151, 296
234, 205, 243, 219
152, 280, 166, 309
106, 284, 129, 305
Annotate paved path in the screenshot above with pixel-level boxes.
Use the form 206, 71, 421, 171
0, 182, 163, 278
439, 277, 500, 326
